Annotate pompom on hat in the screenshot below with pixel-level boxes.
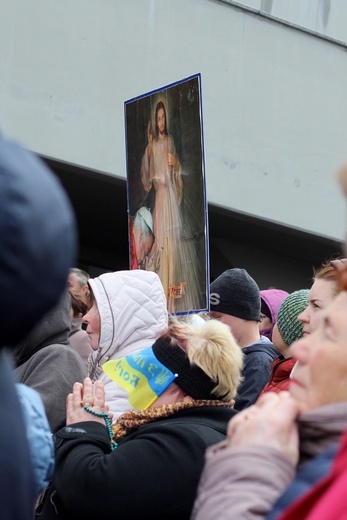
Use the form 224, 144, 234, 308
210, 268, 261, 321
277, 289, 309, 346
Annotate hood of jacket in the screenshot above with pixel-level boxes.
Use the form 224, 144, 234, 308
243, 336, 280, 360
260, 289, 289, 338
89, 270, 168, 372
12, 290, 71, 367
0, 136, 76, 346
260, 289, 289, 323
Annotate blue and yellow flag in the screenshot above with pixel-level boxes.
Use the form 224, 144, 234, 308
103, 346, 176, 410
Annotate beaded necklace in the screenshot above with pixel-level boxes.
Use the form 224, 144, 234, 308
81, 403, 117, 451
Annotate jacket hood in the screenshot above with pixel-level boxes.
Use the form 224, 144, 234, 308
244, 336, 280, 359
0, 136, 76, 346
89, 270, 168, 369
260, 289, 289, 338
260, 289, 289, 323
13, 290, 72, 367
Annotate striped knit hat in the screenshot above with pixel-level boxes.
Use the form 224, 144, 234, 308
277, 289, 309, 346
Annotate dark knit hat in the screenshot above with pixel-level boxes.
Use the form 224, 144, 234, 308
210, 268, 261, 321
152, 337, 217, 400
277, 289, 309, 346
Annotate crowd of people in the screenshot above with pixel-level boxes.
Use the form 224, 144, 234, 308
2, 130, 347, 520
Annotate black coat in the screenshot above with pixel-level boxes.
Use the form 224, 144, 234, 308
234, 338, 279, 411
39, 405, 237, 520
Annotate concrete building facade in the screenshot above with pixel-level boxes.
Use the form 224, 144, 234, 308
1, 0, 346, 290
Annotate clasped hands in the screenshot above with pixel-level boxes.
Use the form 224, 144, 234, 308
66, 377, 113, 426
227, 392, 303, 465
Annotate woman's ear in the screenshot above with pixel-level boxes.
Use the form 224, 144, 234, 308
168, 383, 188, 400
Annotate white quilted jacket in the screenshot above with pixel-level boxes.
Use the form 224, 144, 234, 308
88, 270, 168, 421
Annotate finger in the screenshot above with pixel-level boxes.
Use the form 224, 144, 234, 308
258, 393, 298, 423
275, 393, 301, 424
82, 377, 94, 406
94, 380, 105, 409
72, 382, 83, 410
256, 391, 282, 407
66, 393, 74, 422
256, 392, 300, 434
227, 407, 257, 437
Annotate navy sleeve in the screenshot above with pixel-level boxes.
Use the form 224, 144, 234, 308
234, 359, 272, 411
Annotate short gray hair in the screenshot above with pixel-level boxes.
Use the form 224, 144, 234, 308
69, 267, 89, 288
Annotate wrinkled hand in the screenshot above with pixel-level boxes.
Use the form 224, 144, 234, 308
227, 392, 301, 465
66, 377, 113, 426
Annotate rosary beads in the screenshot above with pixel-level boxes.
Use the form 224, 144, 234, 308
81, 402, 118, 451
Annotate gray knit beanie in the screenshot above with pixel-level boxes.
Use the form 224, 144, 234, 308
210, 268, 261, 321
277, 289, 309, 346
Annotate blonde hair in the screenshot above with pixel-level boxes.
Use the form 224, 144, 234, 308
167, 318, 243, 401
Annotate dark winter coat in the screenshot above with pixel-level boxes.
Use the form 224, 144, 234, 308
38, 405, 237, 520
234, 337, 279, 410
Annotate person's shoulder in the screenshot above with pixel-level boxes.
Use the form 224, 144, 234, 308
32, 343, 70, 358
244, 338, 279, 358
122, 412, 231, 452
34, 344, 86, 370
242, 348, 278, 372
139, 406, 236, 435
171, 405, 236, 421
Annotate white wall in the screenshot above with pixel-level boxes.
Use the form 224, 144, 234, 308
241, 0, 347, 42
1, 0, 346, 241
